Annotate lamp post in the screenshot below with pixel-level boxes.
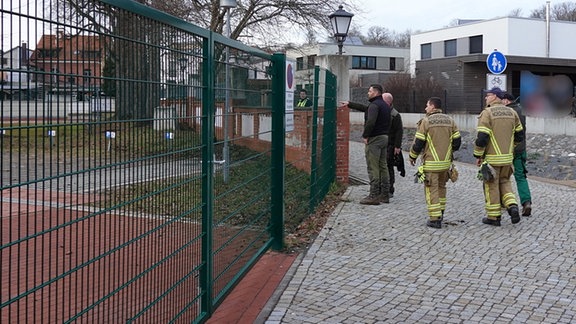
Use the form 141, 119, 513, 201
328, 5, 354, 55
178, 57, 188, 98
220, 0, 236, 183
176, 57, 188, 128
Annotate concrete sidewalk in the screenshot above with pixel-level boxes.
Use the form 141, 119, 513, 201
264, 141, 576, 323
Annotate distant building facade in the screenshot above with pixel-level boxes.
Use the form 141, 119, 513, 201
287, 39, 410, 93
30, 31, 104, 95
1, 43, 38, 100
410, 17, 576, 116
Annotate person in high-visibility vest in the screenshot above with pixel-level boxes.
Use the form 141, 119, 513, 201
296, 89, 312, 108
409, 97, 461, 229
474, 87, 524, 226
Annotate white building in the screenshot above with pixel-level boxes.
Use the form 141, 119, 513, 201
1, 43, 40, 100
410, 16, 576, 116
286, 39, 410, 90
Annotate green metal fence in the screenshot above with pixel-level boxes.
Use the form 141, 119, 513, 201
1, 0, 338, 322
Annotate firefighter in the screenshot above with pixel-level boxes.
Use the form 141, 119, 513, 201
474, 87, 525, 226
409, 97, 461, 229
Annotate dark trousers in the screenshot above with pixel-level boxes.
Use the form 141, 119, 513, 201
387, 145, 395, 194
365, 135, 389, 197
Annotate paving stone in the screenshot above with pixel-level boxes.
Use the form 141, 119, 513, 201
265, 141, 576, 323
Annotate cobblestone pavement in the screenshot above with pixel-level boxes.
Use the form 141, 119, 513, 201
265, 141, 576, 323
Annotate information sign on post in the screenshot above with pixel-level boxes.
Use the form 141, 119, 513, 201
285, 60, 295, 132
486, 74, 507, 91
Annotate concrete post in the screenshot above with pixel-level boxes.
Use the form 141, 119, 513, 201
327, 55, 350, 102
327, 54, 351, 184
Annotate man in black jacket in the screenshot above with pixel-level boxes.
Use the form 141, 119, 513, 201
341, 84, 392, 205
383, 93, 405, 197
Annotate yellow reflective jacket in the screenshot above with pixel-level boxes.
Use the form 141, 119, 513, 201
473, 104, 524, 166
409, 110, 461, 172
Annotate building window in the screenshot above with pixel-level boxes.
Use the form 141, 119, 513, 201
469, 35, 483, 54
389, 57, 396, 71
81, 50, 101, 59
351, 56, 376, 69
421, 43, 431, 59
444, 39, 457, 57
296, 57, 304, 70
83, 69, 92, 76
40, 49, 61, 58
307, 55, 316, 68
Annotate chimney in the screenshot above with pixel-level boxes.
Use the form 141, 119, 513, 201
21, 43, 28, 68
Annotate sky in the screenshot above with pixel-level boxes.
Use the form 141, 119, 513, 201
1, 0, 557, 51
353, 0, 551, 34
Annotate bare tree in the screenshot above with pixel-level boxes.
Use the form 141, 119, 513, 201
508, 8, 523, 17
52, 0, 356, 120
383, 73, 446, 113
350, 26, 412, 48
530, 1, 576, 21
391, 30, 411, 48
176, 0, 359, 45
364, 26, 392, 45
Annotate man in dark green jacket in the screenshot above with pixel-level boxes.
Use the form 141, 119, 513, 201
502, 93, 532, 216
383, 93, 405, 197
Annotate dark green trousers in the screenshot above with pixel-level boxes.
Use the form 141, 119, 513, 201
365, 135, 389, 197
513, 151, 532, 205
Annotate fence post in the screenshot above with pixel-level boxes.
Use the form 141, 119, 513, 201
270, 53, 286, 251
200, 36, 215, 315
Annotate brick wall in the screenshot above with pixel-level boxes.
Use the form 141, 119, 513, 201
162, 100, 350, 183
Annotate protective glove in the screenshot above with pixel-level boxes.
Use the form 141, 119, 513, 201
477, 161, 495, 181
414, 165, 425, 183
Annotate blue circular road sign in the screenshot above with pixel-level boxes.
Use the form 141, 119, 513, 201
486, 51, 507, 74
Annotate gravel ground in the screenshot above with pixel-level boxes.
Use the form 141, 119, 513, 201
350, 125, 576, 182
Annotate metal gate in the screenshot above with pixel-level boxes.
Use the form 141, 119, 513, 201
1, 0, 338, 322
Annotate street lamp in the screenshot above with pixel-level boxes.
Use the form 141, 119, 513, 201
220, 0, 236, 183
329, 5, 354, 55
178, 57, 188, 129
178, 57, 188, 98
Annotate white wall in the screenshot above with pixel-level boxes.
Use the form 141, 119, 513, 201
350, 111, 576, 136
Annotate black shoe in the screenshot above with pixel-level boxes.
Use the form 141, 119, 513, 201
482, 217, 501, 226
522, 202, 532, 216
379, 194, 390, 204
389, 191, 394, 198
427, 219, 442, 229
508, 205, 520, 224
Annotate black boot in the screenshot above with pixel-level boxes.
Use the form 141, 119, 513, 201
379, 181, 390, 203
427, 219, 442, 229
508, 205, 520, 224
482, 217, 501, 226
